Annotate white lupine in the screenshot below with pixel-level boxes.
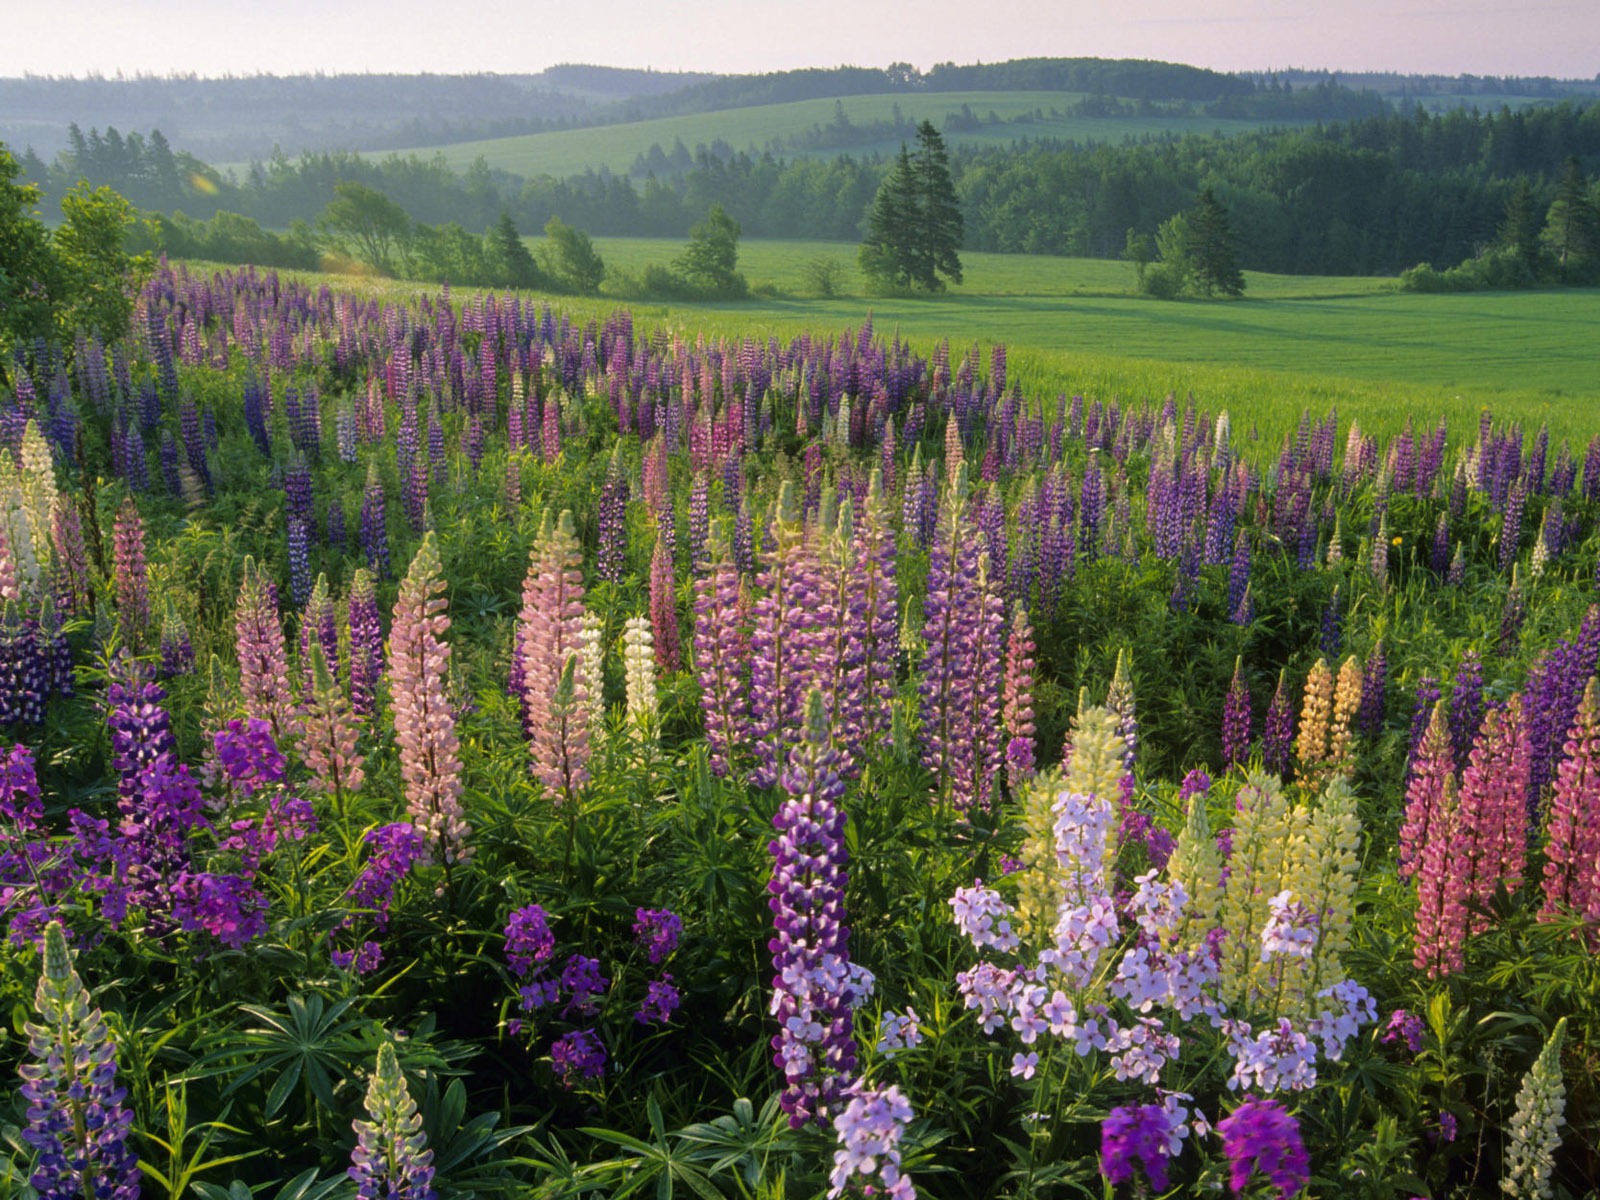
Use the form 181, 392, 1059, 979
577, 611, 605, 736
622, 615, 657, 736
19, 420, 56, 584
1502, 1018, 1567, 1200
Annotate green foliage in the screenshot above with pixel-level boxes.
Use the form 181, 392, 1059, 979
316, 180, 410, 274
672, 203, 746, 298
485, 211, 545, 290
859, 123, 964, 293
541, 216, 606, 295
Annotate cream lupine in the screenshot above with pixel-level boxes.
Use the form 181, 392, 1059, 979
388, 533, 470, 866
1216, 773, 1297, 1011
577, 611, 605, 738
1501, 1018, 1567, 1200
622, 615, 657, 737
1165, 794, 1224, 950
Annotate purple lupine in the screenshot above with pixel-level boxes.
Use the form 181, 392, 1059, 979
349, 1042, 436, 1200
49, 499, 91, 618
359, 464, 391, 578
347, 568, 385, 720
1431, 512, 1451, 575
812, 498, 865, 776
853, 472, 899, 751
687, 471, 710, 577
1498, 568, 1527, 656
1319, 585, 1342, 657
1262, 669, 1295, 777
1498, 480, 1527, 573
1227, 531, 1252, 624
298, 573, 341, 695
19, 922, 140, 1200
919, 466, 983, 805
286, 517, 312, 610
1358, 639, 1387, 741
1449, 651, 1485, 772
596, 446, 629, 586
1216, 1098, 1309, 1200
749, 482, 823, 789
769, 690, 865, 1127
692, 527, 750, 777
950, 550, 1006, 813
158, 602, 195, 678
1405, 674, 1443, 775
1223, 656, 1253, 767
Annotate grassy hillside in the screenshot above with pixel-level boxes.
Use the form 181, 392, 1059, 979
374, 92, 1294, 179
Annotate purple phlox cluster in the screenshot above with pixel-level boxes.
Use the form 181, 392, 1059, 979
1259, 891, 1318, 961
560, 954, 609, 1017
170, 870, 267, 949
221, 792, 316, 874
1105, 1015, 1182, 1084
1381, 1007, 1426, 1055
549, 1028, 607, 1090
1221, 1018, 1319, 1094
208, 717, 287, 804
876, 1007, 924, 1059
635, 975, 680, 1026
632, 907, 682, 964
827, 1083, 916, 1200
948, 883, 1020, 953
1100, 1094, 1191, 1191
1304, 980, 1377, 1062
0, 742, 45, 829
341, 822, 429, 942
333, 942, 385, 974
1216, 1097, 1310, 1200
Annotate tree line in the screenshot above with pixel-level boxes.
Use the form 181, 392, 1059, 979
12, 98, 1600, 283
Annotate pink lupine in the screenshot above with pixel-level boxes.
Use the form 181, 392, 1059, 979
852, 471, 899, 751
1413, 775, 1466, 979
1398, 702, 1453, 881
1002, 599, 1037, 791
1453, 695, 1531, 928
518, 510, 590, 803
112, 497, 149, 646
1541, 677, 1600, 924
692, 527, 750, 777
750, 482, 825, 789
388, 533, 470, 866
234, 556, 297, 748
299, 639, 365, 804
649, 532, 681, 673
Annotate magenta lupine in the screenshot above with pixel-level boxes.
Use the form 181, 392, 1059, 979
1414, 772, 1467, 978
1222, 656, 1253, 767
1452, 696, 1531, 929
769, 690, 868, 1127
851, 471, 899, 751
750, 482, 823, 789
518, 511, 590, 803
691, 528, 750, 777
347, 568, 385, 720
1399, 703, 1454, 881
1216, 1098, 1310, 1200
649, 532, 681, 672
388, 533, 470, 867
1541, 678, 1600, 923
1002, 600, 1037, 791
234, 557, 297, 749
298, 572, 341, 695
18, 922, 139, 1200
299, 640, 366, 803
111, 496, 149, 647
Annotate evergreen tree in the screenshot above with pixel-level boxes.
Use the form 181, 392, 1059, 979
1186, 187, 1246, 297
859, 123, 963, 293
1498, 178, 1545, 275
1542, 156, 1599, 281
486, 211, 543, 290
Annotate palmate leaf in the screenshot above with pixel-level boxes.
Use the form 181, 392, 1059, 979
192, 993, 372, 1117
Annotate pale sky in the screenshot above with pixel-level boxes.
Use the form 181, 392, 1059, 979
5, 0, 1597, 80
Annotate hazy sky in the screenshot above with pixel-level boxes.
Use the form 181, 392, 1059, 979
5, 0, 1597, 80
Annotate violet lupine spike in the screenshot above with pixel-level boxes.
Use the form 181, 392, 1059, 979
812, 498, 865, 776
1262, 668, 1295, 778
19, 922, 140, 1200
348, 1042, 436, 1200
298, 573, 341, 696
596, 445, 629, 586
111, 496, 149, 649
1358, 639, 1388, 740
951, 550, 1007, 814
918, 464, 979, 804
234, 557, 297, 750
1541, 677, 1600, 922
687, 471, 710, 577
359, 464, 391, 579
1449, 651, 1485, 772
769, 690, 865, 1129
388, 532, 470, 867
749, 482, 823, 789
1222, 656, 1252, 768
518, 511, 591, 804
852, 471, 899, 753
1001, 600, 1037, 792
649, 532, 682, 673
692, 527, 750, 777
347, 568, 385, 720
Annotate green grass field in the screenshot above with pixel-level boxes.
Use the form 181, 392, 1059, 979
366, 92, 1292, 179
241, 237, 1598, 448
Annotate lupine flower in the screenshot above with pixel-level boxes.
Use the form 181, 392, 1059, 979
853, 472, 899, 751
1541, 677, 1600, 922
827, 1083, 915, 1200
388, 533, 470, 867
622, 614, 658, 736
158, 600, 195, 678
596, 445, 629, 585
1262, 670, 1295, 777
1325, 655, 1363, 776
1452, 697, 1531, 930
1223, 656, 1252, 767
299, 640, 366, 801
349, 1042, 436, 1200
1295, 659, 1333, 780
234, 557, 297, 748
347, 568, 385, 720
1501, 1018, 1566, 1200
750, 482, 824, 788
518, 511, 590, 804
648, 532, 681, 672
1002, 601, 1037, 791
692, 528, 749, 777
1358, 640, 1387, 741
1399, 703, 1453, 881
1413, 771, 1466, 979
18, 922, 139, 1200
111, 496, 149, 646
1216, 1097, 1309, 1199
769, 690, 866, 1126
359, 464, 391, 578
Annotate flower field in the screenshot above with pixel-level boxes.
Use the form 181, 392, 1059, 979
1, 261, 1598, 1199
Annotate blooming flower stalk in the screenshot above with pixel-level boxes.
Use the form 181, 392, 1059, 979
828, 1083, 916, 1200
1216, 1097, 1309, 1200
1501, 1018, 1566, 1200
622, 614, 658, 738
518, 510, 591, 804
692, 527, 749, 776
1541, 677, 1600, 923
234, 556, 297, 748
348, 1041, 436, 1200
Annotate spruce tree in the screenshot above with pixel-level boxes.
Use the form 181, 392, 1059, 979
1187, 187, 1245, 297
1542, 157, 1598, 281
859, 124, 963, 293
859, 145, 920, 290
911, 120, 963, 289
487, 211, 542, 290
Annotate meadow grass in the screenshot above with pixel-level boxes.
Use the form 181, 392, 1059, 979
203, 238, 1598, 448
372, 91, 1295, 178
